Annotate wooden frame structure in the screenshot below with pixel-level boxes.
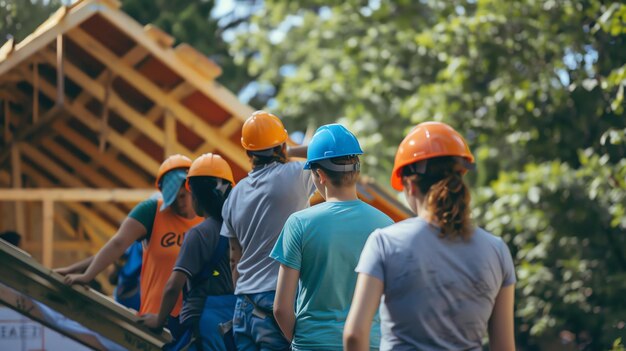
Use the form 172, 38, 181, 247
0, 0, 410, 272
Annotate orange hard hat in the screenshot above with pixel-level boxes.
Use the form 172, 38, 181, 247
241, 110, 288, 151
155, 154, 192, 189
185, 153, 235, 191
391, 122, 474, 191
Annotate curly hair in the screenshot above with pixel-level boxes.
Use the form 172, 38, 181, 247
403, 156, 472, 240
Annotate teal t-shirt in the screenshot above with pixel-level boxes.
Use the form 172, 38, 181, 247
128, 198, 158, 238
270, 200, 394, 351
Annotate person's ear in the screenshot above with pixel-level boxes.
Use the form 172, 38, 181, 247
402, 177, 418, 196
315, 168, 328, 184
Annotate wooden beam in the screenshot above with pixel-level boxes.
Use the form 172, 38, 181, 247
174, 43, 221, 81
33, 61, 39, 123
164, 110, 176, 157
0, 188, 155, 202
25, 73, 160, 174
11, 145, 25, 236
105, 81, 194, 161
97, 5, 255, 122
144, 25, 175, 48
73, 45, 149, 108
0, 0, 97, 75
56, 34, 64, 105
67, 27, 250, 169
42, 199, 54, 267
99, 70, 113, 152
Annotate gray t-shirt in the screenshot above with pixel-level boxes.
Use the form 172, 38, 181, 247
174, 218, 233, 324
221, 161, 315, 295
356, 217, 516, 351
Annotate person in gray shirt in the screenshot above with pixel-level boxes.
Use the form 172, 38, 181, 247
344, 122, 516, 351
221, 111, 314, 351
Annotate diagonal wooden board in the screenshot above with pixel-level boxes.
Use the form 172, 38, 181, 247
0, 240, 171, 351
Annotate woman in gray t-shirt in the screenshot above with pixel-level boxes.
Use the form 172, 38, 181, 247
344, 122, 516, 351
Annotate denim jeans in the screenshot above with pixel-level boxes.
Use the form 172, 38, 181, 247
233, 291, 290, 351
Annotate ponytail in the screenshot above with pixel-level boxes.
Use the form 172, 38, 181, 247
404, 157, 472, 240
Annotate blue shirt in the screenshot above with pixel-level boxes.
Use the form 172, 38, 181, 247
271, 200, 394, 351
356, 217, 516, 351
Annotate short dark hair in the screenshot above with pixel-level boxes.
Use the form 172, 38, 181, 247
247, 144, 287, 167
310, 156, 360, 187
188, 176, 233, 220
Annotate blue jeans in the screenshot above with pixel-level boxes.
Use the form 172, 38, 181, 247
197, 294, 237, 351
233, 291, 290, 351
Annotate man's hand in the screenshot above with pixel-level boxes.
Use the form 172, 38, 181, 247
138, 313, 163, 330
63, 273, 92, 286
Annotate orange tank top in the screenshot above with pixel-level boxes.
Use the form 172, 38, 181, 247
138, 199, 203, 316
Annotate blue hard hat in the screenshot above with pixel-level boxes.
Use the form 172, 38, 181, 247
304, 124, 363, 170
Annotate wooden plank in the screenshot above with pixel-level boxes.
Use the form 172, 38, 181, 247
0, 37, 15, 59
11, 145, 25, 236
164, 110, 176, 157
174, 43, 221, 81
73, 45, 149, 107
0, 0, 96, 75
144, 25, 174, 48
0, 240, 171, 350
33, 62, 39, 122
67, 27, 250, 169
0, 284, 111, 350
0, 188, 154, 202
42, 199, 54, 267
56, 34, 64, 105
97, 5, 255, 122
106, 82, 195, 161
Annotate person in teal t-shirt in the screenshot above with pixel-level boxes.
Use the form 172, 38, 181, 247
271, 124, 393, 351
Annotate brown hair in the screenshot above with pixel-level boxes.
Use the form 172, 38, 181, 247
311, 156, 360, 187
247, 144, 288, 166
403, 156, 472, 240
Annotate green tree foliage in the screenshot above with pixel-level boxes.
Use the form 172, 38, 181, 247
232, 0, 626, 349
121, 0, 249, 92
0, 0, 62, 42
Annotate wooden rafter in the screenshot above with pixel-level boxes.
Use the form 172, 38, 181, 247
0, 188, 154, 202
95, 4, 254, 121
51, 122, 151, 188
67, 27, 250, 169
23, 72, 160, 174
